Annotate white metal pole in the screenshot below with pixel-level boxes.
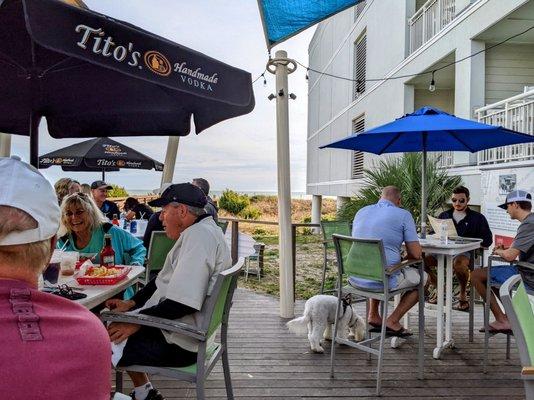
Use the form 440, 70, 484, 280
0, 133, 11, 157
161, 136, 180, 185
268, 50, 296, 318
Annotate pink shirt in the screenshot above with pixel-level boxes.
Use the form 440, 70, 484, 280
0, 279, 111, 400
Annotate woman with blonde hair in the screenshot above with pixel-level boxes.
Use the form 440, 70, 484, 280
57, 192, 145, 266
54, 178, 81, 205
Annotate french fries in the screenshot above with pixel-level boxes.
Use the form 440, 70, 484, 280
85, 266, 122, 278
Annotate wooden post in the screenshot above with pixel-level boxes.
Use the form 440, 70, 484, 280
231, 220, 239, 265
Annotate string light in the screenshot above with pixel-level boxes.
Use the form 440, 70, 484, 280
428, 71, 436, 92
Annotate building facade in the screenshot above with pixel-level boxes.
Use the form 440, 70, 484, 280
307, 0, 534, 242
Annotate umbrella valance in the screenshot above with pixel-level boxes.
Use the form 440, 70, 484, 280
39, 137, 164, 172
0, 0, 255, 165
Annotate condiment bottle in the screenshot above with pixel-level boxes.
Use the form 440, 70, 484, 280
112, 214, 120, 226
100, 234, 115, 267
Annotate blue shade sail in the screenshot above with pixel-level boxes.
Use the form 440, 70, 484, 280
258, 0, 363, 49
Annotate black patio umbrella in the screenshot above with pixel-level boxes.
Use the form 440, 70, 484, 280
0, 0, 255, 166
39, 137, 164, 180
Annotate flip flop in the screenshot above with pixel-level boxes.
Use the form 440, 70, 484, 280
386, 327, 413, 337
453, 300, 470, 313
369, 326, 413, 337
478, 327, 514, 335
369, 321, 382, 329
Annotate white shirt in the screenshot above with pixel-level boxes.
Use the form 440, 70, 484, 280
140, 215, 232, 352
453, 210, 467, 224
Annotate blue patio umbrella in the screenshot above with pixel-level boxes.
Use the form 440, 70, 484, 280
321, 106, 534, 236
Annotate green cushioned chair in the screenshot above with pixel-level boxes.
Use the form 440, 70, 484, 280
102, 258, 245, 400
144, 231, 177, 284
319, 220, 351, 293
330, 234, 425, 395
500, 273, 534, 400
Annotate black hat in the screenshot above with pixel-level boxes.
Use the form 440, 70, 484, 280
148, 183, 207, 208
91, 180, 113, 190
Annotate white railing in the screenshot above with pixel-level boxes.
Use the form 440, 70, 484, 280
476, 88, 534, 164
409, 0, 456, 53
435, 151, 455, 168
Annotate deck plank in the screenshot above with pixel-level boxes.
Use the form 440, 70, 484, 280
115, 288, 524, 399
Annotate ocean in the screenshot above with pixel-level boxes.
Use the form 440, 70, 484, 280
127, 189, 310, 200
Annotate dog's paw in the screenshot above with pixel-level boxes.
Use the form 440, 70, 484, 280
311, 346, 324, 353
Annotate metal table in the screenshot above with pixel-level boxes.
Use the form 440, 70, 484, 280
419, 237, 482, 359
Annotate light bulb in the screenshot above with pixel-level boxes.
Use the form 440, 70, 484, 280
429, 79, 436, 92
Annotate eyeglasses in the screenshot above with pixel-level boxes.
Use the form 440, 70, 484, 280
451, 198, 466, 204
65, 210, 86, 217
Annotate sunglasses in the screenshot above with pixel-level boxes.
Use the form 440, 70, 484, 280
451, 198, 466, 204
65, 209, 86, 217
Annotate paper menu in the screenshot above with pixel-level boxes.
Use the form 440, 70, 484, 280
428, 215, 458, 237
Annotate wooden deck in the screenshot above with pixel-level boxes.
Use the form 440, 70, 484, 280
121, 288, 525, 399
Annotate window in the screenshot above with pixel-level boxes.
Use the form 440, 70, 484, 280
351, 116, 365, 179
353, 33, 366, 100
354, 0, 366, 21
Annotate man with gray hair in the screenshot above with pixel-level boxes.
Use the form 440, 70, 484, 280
192, 177, 219, 222
351, 185, 426, 336
105, 183, 231, 400
0, 157, 111, 399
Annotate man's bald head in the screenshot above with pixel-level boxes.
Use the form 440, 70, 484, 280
381, 186, 401, 205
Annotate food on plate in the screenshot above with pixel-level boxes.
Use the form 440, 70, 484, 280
85, 266, 123, 278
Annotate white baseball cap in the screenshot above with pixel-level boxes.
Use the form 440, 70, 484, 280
0, 156, 60, 245
498, 189, 532, 209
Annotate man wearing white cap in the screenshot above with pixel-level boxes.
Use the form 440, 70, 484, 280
471, 189, 534, 334
0, 157, 111, 399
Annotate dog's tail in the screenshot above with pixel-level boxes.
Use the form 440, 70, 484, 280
286, 303, 311, 336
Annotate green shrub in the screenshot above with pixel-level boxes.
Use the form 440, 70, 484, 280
250, 194, 269, 203
253, 227, 268, 236
239, 205, 261, 220
219, 189, 250, 215
108, 184, 128, 198
302, 216, 311, 223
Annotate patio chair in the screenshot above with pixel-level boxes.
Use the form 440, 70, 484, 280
320, 220, 351, 293
499, 274, 534, 400
330, 234, 425, 395
102, 258, 245, 400
144, 231, 177, 284
216, 220, 229, 234
244, 242, 265, 282
482, 255, 514, 373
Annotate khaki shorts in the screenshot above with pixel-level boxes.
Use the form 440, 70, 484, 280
393, 266, 428, 291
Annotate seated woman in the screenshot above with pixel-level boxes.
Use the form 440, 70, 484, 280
57, 193, 146, 266
123, 197, 154, 221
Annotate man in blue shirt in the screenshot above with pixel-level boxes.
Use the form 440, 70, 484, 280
352, 186, 425, 336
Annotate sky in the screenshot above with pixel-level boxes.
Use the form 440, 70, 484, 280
9, 0, 315, 193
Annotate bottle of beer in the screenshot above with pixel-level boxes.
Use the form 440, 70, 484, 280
112, 214, 120, 226
100, 234, 115, 267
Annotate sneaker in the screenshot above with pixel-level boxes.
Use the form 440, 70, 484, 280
129, 389, 165, 400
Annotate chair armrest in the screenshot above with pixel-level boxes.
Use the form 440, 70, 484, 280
522, 367, 534, 380
101, 311, 207, 341
517, 261, 534, 271
487, 255, 516, 265
385, 259, 421, 275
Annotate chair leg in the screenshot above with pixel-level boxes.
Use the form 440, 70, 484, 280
468, 285, 475, 343
115, 370, 123, 394
196, 382, 205, 400
483, 273, 491, 374
418, 279, 425, 380
330, 291, 343, 378
244, 258, 249, 282
222, 348, 234, 400
321, 250, 328, 294
506, 334, 511, 360
376, 301, 388, 396
366, 300, 372, 361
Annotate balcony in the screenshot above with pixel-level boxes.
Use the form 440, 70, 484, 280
409, 0, 457, 54
476, 88, 534, 165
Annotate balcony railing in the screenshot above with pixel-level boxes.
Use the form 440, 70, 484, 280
476, 88, 534, 165
409, 0, 456, 53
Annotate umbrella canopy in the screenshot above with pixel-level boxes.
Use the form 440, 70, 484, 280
39, 137, 164, 180
321, 106, 534, 236
0, 0, 255, 165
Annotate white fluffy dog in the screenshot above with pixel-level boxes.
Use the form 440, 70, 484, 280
287, 294, 366, 353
